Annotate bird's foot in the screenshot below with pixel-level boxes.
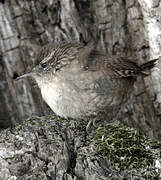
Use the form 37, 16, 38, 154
86, 117, 101, 134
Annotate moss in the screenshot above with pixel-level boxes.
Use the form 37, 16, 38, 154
1, 116, 160, 179
7, 115, 87, 137
91, 123, 161, 178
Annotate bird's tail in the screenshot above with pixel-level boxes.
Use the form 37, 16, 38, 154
140, 59, 158, 71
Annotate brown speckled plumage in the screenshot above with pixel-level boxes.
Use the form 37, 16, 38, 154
16, 40, 157, 122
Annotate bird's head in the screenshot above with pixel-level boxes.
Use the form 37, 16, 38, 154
15, 42, 81, 82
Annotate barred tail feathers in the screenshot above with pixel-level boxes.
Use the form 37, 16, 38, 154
140, 59, 158, 71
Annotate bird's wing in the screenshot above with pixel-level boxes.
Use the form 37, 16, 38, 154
83, 51, 146, 77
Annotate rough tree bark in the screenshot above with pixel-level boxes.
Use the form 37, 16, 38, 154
0, 116, 161, 179
0, 0, 161, 179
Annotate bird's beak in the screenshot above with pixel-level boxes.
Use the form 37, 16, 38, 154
14, 72, 32, 81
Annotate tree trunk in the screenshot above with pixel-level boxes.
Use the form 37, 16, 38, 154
0, 0, 161, 140
0, 115, 160, 179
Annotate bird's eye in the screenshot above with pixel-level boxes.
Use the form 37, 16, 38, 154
41, 62, 47, 69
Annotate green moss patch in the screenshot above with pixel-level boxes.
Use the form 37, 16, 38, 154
91, 123, 161, 178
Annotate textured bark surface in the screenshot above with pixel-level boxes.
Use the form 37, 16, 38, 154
0, 116, 160, 179
0, 0, 161, 139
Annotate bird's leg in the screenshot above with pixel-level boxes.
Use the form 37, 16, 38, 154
86, 116, 102, 133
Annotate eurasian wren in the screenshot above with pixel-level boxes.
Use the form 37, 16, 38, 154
15, 40, 156, 122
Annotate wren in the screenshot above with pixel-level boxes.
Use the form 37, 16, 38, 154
15, 40, 157, 123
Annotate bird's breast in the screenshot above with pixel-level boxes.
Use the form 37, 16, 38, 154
39, 78, 88, 119
37, 66, 133, 119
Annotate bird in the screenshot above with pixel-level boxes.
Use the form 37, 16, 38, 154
15, 40, 157, 125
